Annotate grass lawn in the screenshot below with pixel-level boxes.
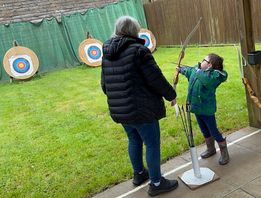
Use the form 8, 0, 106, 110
1, 45, 257, 197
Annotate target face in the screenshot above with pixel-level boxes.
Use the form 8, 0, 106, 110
3, 46, 39, 79
86, 44, 102, 62
139, 28, 156, 52
10, 55, 33, 76
78, 38, 103, 67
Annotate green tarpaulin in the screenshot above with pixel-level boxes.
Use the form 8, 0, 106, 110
0, 0, 147, 81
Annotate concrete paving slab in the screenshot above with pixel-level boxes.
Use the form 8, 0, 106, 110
223, 189, 255, 198
241, 175, 261, 198
179, 144, 207, 162
122, 188, 148, 198
226, 127, 258, 143
160, 156, 190, 174
234, 131, 261, 153
93, 179, 141, 198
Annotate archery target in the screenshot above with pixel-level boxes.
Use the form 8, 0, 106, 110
139, 28, 156, 52
3, 46, 39, 80
78, 38, 103, 67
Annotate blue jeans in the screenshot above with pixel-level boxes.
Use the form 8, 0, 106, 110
195, 114, 224, 142
122, 121, 161, 183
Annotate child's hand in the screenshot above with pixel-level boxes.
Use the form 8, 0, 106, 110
176, 66, 180, 72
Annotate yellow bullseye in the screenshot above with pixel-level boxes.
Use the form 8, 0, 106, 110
18, 62, 25, 69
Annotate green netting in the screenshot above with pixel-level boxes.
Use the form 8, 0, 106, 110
0, 0, 147, 81
62, 0, 147, 63
0, 19, 79, 81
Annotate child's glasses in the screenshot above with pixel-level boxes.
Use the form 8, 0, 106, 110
203, 59, 210, 64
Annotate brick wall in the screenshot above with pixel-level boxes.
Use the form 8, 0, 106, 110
0, 0, 117, 24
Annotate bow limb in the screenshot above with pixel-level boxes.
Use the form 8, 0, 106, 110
174, 50, 185, 87
173, 17, 202, 87
172, 50, 184, 118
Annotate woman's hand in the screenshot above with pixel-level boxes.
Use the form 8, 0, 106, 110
171, 98, 177, 106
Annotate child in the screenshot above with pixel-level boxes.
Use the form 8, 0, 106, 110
177, 53, 229, 165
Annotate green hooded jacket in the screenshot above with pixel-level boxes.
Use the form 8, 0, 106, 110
179, 64, 228, 115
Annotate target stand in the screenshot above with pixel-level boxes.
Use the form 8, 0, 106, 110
78, 33, 103, 67
138, 28, 156, 52
3, 41, 39, 82
179, 147, 219, 190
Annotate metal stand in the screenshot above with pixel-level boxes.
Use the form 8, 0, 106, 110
178, 104, 219, 190
179, 147, 219, 190
9, 76, 13, 83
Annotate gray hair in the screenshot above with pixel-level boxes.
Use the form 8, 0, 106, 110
113, 16, 141, 37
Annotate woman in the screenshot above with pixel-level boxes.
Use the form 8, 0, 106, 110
101, 16, 178, 196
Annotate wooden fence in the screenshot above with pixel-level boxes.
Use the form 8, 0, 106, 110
143, 0, 261, 45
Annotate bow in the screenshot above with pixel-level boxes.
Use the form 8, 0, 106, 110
174, 17, 202, 87
172, 17, 202, 117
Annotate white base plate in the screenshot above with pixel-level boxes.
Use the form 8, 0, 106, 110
179, 167, 219, 190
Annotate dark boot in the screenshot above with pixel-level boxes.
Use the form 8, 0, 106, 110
200, 137, 216, 159
148, 177, 178, 197
218, 139, 229, 165
132, 168, 149, 186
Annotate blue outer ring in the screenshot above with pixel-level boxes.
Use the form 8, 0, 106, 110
139, 34, 151, 47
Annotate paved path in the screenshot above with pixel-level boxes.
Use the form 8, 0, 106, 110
94, 127, 261, 198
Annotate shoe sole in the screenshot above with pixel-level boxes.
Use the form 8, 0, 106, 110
219, 160, 229, 165
132, 177, 149, 186
201, 151, 216, 159
148, 182, 179, 197
132, 179, 148, 186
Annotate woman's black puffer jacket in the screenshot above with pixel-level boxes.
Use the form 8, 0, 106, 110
101, 36, 176, 124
